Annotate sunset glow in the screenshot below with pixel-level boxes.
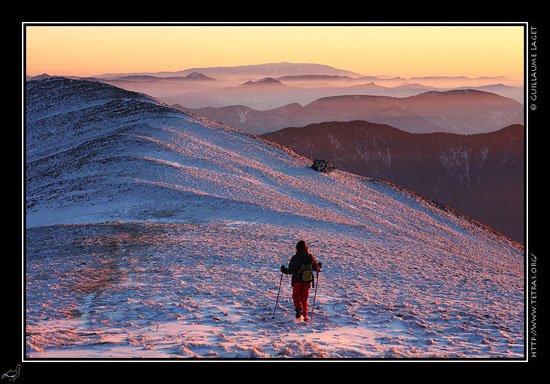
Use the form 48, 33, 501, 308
26, 25, 524, 81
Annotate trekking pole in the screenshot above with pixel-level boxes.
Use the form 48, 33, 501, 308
272, 272, 284, 318
311, 270, 320, 315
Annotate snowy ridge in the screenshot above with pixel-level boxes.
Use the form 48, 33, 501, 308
26, 78, 523, 358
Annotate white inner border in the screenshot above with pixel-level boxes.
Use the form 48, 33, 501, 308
21, 21, 530, 363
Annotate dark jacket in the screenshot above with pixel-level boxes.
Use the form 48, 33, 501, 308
284, 251, 320, 287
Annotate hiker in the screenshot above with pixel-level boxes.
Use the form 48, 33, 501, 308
281, 240, 322, 320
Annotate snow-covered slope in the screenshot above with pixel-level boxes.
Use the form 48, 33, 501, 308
25, 78, 524, 358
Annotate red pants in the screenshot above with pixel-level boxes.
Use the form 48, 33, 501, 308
292, 282, 311, 316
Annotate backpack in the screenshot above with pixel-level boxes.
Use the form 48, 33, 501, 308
297, 262, 313, 283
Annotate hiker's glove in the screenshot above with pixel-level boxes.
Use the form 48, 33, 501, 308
281, 265, 288, 274
317, 262, 322, 270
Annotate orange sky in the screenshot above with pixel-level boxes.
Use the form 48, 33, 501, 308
25, 25, 524, 81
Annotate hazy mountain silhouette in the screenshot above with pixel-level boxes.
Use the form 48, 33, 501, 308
98, 62, 360, 80
241, 77, 285, 86
183, 71, 216, 81
274, 74, 354, 82
110, 72, 216, 82
179, 90, 523, 135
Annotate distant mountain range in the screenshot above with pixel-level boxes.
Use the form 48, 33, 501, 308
109, 72, 216, 82
28, 63, 522, 110
30, 72, 523, 109
178, 90, 523, 135
166, 81, 522, 109
408, 76, 512, 88
262, 120, 524, 243
91, 63, 515, 86
272, 74, 515, 86
97, 62, 361, 80
274, 74, 355, 82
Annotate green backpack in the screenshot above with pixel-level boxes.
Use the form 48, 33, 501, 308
297, 262, 314, 283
